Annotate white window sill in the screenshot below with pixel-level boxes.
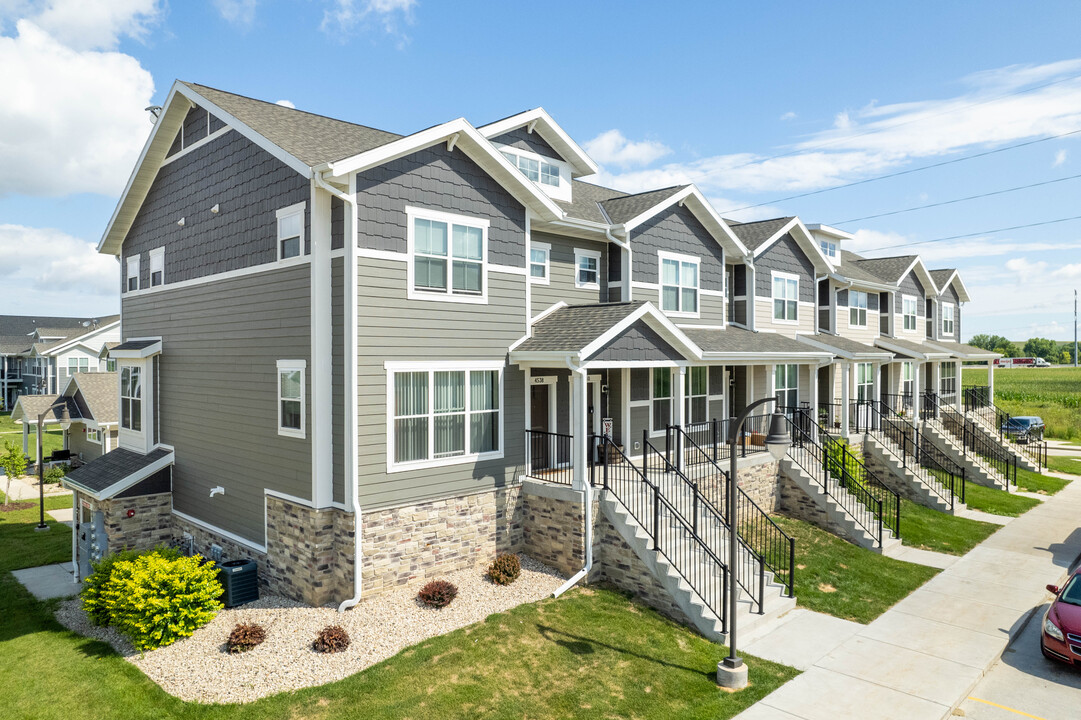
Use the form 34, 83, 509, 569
773, 318, 800, 325
277, 428, 306, 439
389, 450, 504, 474
529, 277, 550, 286
407, 288, 489, 304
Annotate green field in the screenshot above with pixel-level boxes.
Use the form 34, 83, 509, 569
962, 366, 1081, 440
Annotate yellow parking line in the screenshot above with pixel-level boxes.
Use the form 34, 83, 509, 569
967, 696, 1051, 720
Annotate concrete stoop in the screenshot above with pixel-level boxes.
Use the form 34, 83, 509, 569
597, 491, 796, 643
923, 420, 1008, 491
965, 412, 1042, 473
778, 458, 903, 557
863, 435, 965, 515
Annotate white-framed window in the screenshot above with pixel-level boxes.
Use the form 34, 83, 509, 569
106, 358, 117, 372
149, 247, 165, 287
820, 240, 837, 258
849, 290, 868, 328
942, 303, 955, 336
529, 241, 550, 284
651, 368, 672, 435
856, 362, 874, 402
276, 360, 306, 438
772, 272, 799, 322
86, 428, 101, 444
125, 256, 139, 292
659, 251, 699, 316
774, 364, 798, 411
120, 366, 142, 431
501, 150, 561, 187
276, 202, 305, 261
388, 364, 503, 470
902, 295, 918, 331
574, 248, 601, 289
901, 362, 914, 400
685, 367, 708, 425
940, 363, 957, 398
67, 358, 89, 376
407, 207, 488, 302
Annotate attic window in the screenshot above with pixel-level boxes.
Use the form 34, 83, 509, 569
501, 150, 560, 187
820, 240, 837, 258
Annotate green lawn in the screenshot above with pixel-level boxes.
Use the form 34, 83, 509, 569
1014, 465, 1071, 495
961, 483, 1039, 517
0, 412, 64, 461
1047, 455, 1081, 477
770, 514, 939, 624
962, 367, 1081, 440
897, 499, 1000, 555
0, 497, 798, 720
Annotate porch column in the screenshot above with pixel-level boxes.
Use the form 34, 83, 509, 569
23, 422, 29, 456
840, 362, 850, 436
570, 367, 589, 490
871, 361, 880, 407
955, 360, 963, 410
912, 362, 922, 431
63, 426, 69, 451
809, 364, 819, 442
987, 358, 994, 403
524, 368, 532, 471
103, 428, 111, 454
674, 366, 686, 428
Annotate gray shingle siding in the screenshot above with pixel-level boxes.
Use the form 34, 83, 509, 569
122, 129, 309, 289
530, 232, 607, 315
631, 204, 724, 290
121, 264, 313, 545
490, 127, 559, 158
895, 270, 926, 314
754, 234, 815, 303
938, 284, 960, 338
585, 320, 684, 363
354, 144, 527, 268
183, 105, 209, 147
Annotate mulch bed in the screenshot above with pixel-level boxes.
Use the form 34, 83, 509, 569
0, 502, 35, 512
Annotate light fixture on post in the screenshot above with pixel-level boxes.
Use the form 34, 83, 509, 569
718, 398, 790, 689
35, 402, 70, 531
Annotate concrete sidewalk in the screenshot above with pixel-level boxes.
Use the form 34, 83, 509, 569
736, 475, 1081, 720
12, 562, 79, 600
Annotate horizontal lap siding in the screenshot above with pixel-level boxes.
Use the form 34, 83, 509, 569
754, 298, 816, 336
531, 232, 607, 316
70, 424, 102, 462
676, 294, 724, 327
122, 265, 312, 544
356, 258, 526, 509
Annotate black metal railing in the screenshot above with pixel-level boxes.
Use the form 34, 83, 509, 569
940, 407, 1019, 486
919, 433, 967, 505
524, 429, 574, 485
667, 424, 795, 599
594, 435, 730, 629
963, 385, 1047, 470
671, 414, 774, 464
853, 400, 962, 511
882, 393, 914, 416
817, 401, 843, 431
782, 411, 887, 547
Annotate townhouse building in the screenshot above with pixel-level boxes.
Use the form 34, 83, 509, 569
58, 82, 1025, 641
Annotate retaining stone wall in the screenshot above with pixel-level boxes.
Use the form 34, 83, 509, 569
777, 471, 862, 545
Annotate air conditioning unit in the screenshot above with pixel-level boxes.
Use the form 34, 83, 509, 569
217, 558, 258, 608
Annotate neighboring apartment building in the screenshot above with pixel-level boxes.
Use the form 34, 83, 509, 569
0, 315, 120, 408
61, 81, 1004, 626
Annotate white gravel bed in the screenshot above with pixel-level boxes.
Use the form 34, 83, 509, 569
54, 554, 565, 704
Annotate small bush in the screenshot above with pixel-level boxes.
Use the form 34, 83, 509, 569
486, 553, 521, 585
81, 547, 181, 627
100, 552, 223, 651
417, 579, 458, 608
43, 464, 68, 484
313, 625, 350, 653
227, 622, 266, 654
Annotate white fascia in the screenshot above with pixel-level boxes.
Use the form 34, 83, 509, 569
805, 223, 853, 240
753, 216, 836, 274
617, 185, 751, 261
476, 107, 600, 178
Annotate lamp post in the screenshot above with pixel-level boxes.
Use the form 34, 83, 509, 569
35, 402, 69, 531
717, 397, 791, 690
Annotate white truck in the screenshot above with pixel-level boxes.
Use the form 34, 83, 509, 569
994, 357, 1052, 368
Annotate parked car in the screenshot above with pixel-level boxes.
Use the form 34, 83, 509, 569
1041, 569, 1081, 665
1000, 416, 1045, 442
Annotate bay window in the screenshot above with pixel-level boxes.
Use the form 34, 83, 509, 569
409, 208, 487, 300
390, 365, 502, 469
773, 273, 799, 322
660, 252, 699, 315
120, 366, 142, 431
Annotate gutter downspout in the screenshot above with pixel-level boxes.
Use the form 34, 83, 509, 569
553, 357, 593, 597
313, 169, 363, 613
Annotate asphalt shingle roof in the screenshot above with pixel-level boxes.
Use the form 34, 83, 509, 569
682, 326, 827, 355
849, 255, 917, 284
0, 315, 117, 339
600, 186, 687, 225
726, 217, 794, 251
928, 341, 1000, 359
929, 269, 955, 291
182, 82, 403, 167
837, 250, 895, 286
515, 302, 645, 353
554, 181, 629, 224
112, 339, 159, 352
12, 395, 80, 425
71, 372, 118, 424
65, 447, 171, 496
797, 334, 894, 359
0, 335, 31, 354
875, 337, 953, 359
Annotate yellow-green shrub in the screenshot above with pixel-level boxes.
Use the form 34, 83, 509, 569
101, 553, 223, 651
81, 547, 180, 627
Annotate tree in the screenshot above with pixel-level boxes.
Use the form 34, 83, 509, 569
1023, 337, 1057, 360
1, 439, 28, 507
995, 341, 1020, 358
970, 334, 1012, 351
1060, 350, 1072, 365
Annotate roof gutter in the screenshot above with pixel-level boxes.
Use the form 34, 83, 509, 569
313, 168, 363, 614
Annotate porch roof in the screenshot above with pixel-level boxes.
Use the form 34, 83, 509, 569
10, 394, 81, 426
682, 327, 833, 364
63, 447, 173, 501
795, 334, 894, 361
926, 340, 1001, 360
874, 337, 954, 361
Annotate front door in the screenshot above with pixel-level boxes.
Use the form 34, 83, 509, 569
530, 384, 551, 470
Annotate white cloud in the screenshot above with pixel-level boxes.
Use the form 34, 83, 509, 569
0, 0, 161, 50
275, 99, 295, 109
213, 0, 256, 27
780, 111, 797, 121
321, 0, 415, 40
0, 19, 155, 197
583, 129, 671, 170
0, 224, 119, 314
1004, 257, 1048, 284
847, 229, 1081, 263
1052, 262, 1081, 279
1054, 148, 1068, 166
833, 110, 853, 130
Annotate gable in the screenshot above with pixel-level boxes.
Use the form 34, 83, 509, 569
490, 127, 560, 159
631, 203, 725, 288
895, 270, 926, 314
585, 319, 686, 363
755, 233, 816, 303
166, 104, 228, 158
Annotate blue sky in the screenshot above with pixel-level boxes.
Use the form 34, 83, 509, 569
2, 0, 1080, 341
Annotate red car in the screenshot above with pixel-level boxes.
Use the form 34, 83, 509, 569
1041, 569, 1081, 665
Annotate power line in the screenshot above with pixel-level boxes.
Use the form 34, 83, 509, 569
721, 128, 1081, 214
831, 172, 1081, 225
864, 215, 1081, 252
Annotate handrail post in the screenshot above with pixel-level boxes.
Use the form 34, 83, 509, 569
712, 418, 719, 463
758, 563, 765, 615
652, 482, 660, 551
692, 483, 699, 536
642, 429, 649, 480
788, 536, 796, 598
603, 437, 610, 491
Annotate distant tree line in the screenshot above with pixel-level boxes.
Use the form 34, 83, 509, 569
969, 335, 1077, 364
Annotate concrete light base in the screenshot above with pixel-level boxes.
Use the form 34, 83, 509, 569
33, 525, 50, 533
717, 660, 749, 690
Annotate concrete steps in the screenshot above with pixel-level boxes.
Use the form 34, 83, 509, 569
863, 434, 966, 514
966, 411, 1042, 473
923, 418, 1008, 491
778, 457, 903, 557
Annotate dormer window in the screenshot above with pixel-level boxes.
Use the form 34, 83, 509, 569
501, 151, 560, 187
820, 240, 837, 258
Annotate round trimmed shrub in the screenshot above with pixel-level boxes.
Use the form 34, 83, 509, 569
313, 625, 350, 653
486, 553, 521, 585
417, 579, 458, 608
227, 622, 266, 654
81, 546, 181, 627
